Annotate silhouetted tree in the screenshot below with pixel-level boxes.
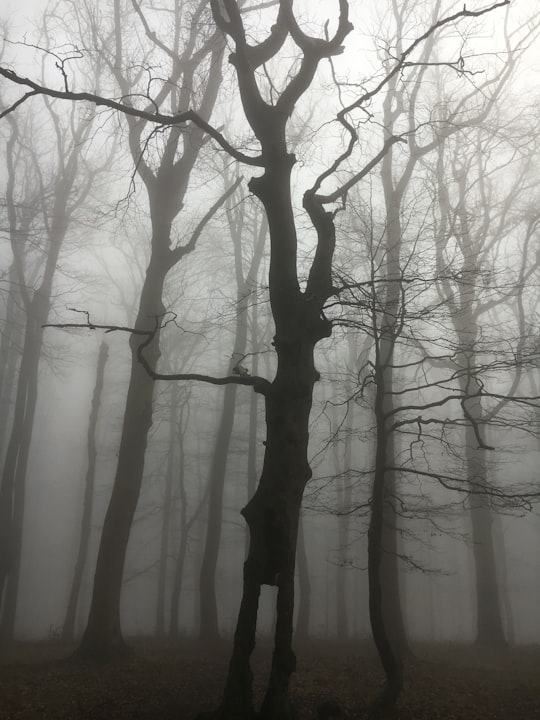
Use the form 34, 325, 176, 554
62, 341, 109, 642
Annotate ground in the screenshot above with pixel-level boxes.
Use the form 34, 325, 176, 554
1, 637, 539, 719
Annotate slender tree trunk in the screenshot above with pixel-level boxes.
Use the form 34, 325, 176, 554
335, 378, 354, 643
199, 208, 266, 641
381, 463, 409, 657
294, 514, 310, 643
466, 435, 506, 647
62, 341, 108, 642
0, 265, 23, 463
368, 370, 403, 711
156, 383, 178, 637
199, 382, 240, 641
169, 418, 187, 639
364, 150, 409, 705
245, 297, 260, 553
0, 308, 48, 636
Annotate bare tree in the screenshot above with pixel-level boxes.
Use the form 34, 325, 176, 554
199, 182, 267, 642
0, 95, 103, 637
0, 0, 517, 714
62, 341, 109, 643
433, 114, 540, 647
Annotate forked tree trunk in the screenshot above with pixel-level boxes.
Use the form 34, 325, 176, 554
63, 341, 108, 643
208, 163, 333, 719
217, 367, 318, 719
203, 4, 350, 716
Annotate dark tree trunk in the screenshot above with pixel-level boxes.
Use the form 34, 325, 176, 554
77, 260, 168, 660
62, 341, 108, 643
156, 383, 178, 637
203, 5, 351, 716
380, 465, 409, 658
245, 294, 260, 550
209, 164, 333, 720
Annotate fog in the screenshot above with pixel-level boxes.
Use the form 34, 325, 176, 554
0, 1, 539, 718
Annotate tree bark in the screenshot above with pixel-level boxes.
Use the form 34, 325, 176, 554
77, 259, 168, 659
62, 341, 108, 643
169, 412, 187, 639
155, 383, 178, 637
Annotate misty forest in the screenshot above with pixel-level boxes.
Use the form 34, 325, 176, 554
0, 1, 539, 718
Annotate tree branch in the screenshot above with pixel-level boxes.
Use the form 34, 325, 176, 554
43, 313, 271, 395
0, 67, 264, 166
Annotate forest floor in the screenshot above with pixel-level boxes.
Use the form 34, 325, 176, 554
1, 636, 539, 720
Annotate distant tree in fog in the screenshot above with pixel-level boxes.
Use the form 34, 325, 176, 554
0, 92, 108, 638
432, 114, 540, 648
64, 0, 239, 661
326, 0, 532, 702
199, 178, 267, 643
62, 341, 109, 643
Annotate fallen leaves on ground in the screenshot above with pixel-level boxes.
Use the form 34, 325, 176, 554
1, 637, 539, 719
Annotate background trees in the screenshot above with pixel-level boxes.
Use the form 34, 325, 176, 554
0, 1, 539, 719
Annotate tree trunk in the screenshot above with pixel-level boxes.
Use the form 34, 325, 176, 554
368, 370, 403, 712
156, 383, 178, 637
62, 341, 108, 643
466, 436, 506, 647
76, 259, 167, 660
494, 513, 514, 645
169, 416, 187, 639
199, 205, 266, 641
216, 373, 316, 720
295, 514, 310, 643
0, 265, 23, 463
335, 375, 354, 644
0, 310, 46, 637
199, 381, 240, 641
